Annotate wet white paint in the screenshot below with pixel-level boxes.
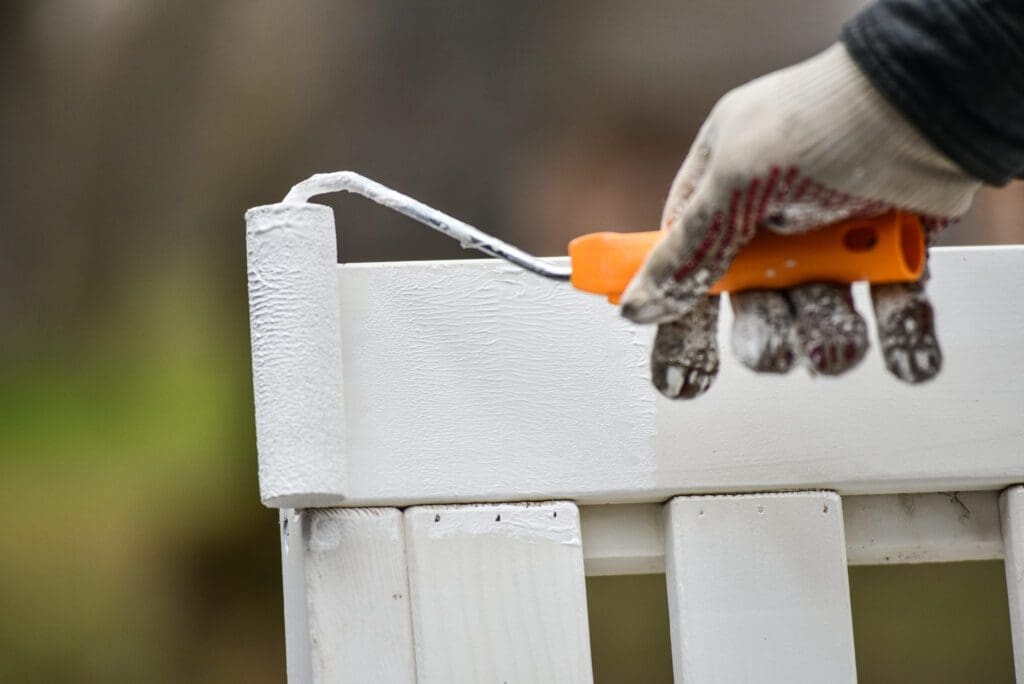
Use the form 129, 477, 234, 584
246, 203, 347, 506
338, 258, 658, 505
247, 193, 1024, 508
422, 502, 582, 547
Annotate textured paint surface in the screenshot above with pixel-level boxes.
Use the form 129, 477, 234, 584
246, 203, 347, 505
323, 247, 1024, 506
338, 258, 658, 503
249, 236, 1024, 507
648, 246, 1024, 500
423, 502, 582, 546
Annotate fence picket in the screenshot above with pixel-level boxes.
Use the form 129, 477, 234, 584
302, 508, 416, 683
404, 501, 593, 683
1000, 485, 1024, 682
663, 492, 857, 683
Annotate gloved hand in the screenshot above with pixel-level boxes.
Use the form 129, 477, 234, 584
619, 43, 981, 399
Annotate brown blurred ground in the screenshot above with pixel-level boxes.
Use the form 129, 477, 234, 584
1, 1, 1021, 681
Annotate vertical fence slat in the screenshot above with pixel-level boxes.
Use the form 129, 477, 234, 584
302, 508, 416, 683
663, 492, 857, 683
405, 501, 593, 684
281, 510, 313, 684
1000, 485, 1024, 682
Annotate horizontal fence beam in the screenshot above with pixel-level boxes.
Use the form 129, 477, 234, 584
580, 491, 1003, 576
309, 246, 1024, 508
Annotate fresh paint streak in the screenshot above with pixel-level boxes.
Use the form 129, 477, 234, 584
424, 502, 581, 546
250, 197, 1024, 682
663, 492, 857, 683
246, 204, 347, 507
323, 246, 1024, 507
245, 196, 1024, 508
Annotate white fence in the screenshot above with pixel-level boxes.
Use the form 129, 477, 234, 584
247, 200, 1024, 682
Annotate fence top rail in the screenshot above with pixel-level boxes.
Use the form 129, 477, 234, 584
245, 201, 1024, 508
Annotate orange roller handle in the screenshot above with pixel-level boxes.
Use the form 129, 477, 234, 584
568, 211, 925, 304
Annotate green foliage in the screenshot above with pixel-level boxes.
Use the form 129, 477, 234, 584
0, 265, 283, 683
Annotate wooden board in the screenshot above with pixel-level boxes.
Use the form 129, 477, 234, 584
404, 501, 593, 683
295, 246, 1024, 508
301, 508, 416, 683
580, 503, 665, 576
842, 490, 1002, 564
663, 492, 857, 683
578, 492, 1004, 575
280, 510, 313, 684
1000, 486, 1024, 683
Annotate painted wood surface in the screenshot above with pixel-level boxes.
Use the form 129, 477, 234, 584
580, 503, 664, 576
290, 246, 1024, 508
404, 501, 593, 683
280, 510, 313, 684
843, 490, 1002, 564
301, 508, 416, 684
1000, 485, 1024, 683
663, 492, 857, 683
578, 492, 1004, 576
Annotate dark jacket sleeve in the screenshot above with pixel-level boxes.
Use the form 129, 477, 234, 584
841, 0, 1024, 185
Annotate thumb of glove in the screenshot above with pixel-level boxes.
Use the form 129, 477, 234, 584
620, 151, 756, 324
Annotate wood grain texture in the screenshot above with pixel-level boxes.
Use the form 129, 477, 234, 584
302, 508, 416, 684
1000, 485, 1024, 683
663, 492, 857, 683
311, 246, 1024, 508
404, 501, 593, 683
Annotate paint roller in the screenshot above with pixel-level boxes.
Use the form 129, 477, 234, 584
284, 172, 925, 300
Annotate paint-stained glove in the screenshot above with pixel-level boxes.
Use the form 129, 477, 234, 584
619, 43, 981, 399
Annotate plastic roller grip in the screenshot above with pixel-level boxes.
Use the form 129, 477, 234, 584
568, 211, 925, 304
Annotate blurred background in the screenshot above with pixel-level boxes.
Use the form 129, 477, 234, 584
2, 1, 1021, 681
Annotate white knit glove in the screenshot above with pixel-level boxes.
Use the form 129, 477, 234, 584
619, 43, 981, 399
